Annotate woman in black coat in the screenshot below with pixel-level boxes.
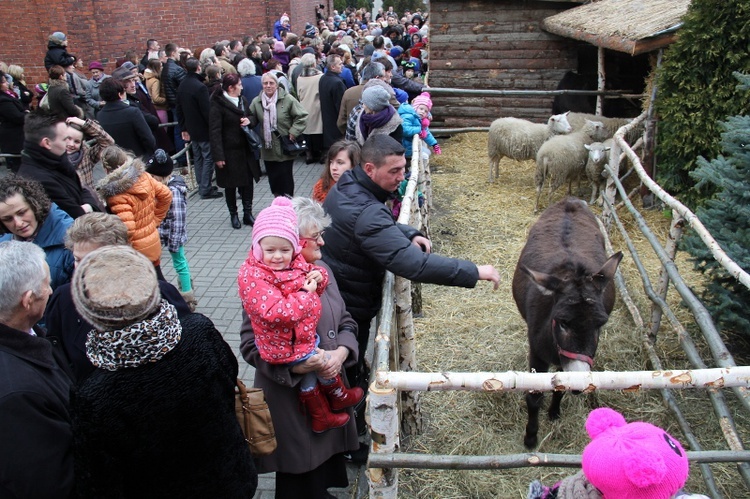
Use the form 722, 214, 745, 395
0, 71, 27, 172
70, 245, 257, 499
209, 73, 261, 229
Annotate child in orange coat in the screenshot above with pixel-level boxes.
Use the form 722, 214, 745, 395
96, 145, 172, 279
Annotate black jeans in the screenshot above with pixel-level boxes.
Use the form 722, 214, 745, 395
264, 159, 295, 197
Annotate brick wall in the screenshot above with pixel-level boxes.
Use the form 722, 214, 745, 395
0, 0, 324, 90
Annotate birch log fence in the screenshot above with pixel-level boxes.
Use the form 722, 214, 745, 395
365, 122, 750, 498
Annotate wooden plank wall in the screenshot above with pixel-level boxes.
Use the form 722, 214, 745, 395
429, 0, 581, 127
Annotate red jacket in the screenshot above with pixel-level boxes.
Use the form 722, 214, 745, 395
238, 253, 328, 364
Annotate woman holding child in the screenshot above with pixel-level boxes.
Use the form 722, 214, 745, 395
239, 196, 361, 499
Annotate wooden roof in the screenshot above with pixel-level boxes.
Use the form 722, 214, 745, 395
541, 0, 691, 55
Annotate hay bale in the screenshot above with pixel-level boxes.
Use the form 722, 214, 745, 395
398, 132, 750, 498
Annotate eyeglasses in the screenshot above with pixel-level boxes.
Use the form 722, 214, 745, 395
300, 230, 325, 242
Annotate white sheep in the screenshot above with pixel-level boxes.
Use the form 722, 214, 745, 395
534, 120, 605, 213
567, 112, 643, 144
487, 113, 572, 182
584, 139, 613, 204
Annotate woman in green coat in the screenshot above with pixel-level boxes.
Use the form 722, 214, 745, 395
249, 72, 308, 196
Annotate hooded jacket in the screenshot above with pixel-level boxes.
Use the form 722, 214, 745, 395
238, 253, 328, 364
96, 160, 172, 265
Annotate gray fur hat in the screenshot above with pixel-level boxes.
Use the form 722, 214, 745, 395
362, 85, 391, 112
72, 245, 161, 331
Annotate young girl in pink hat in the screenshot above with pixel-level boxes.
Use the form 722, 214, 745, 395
238, 196, 363, 432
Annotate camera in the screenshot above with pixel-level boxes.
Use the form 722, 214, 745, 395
319, 4, 325, 9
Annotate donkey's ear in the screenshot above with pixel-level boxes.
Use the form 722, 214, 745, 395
521, 266, 561, 296
592, 252, 623, 288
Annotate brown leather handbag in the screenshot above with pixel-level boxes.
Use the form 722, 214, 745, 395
235, 379, 277, 456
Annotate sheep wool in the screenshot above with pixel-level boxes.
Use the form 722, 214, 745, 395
534, 119, 605, 212
487, 113, 573, 182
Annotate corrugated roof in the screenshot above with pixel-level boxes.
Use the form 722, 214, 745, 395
541, 0, 691, 55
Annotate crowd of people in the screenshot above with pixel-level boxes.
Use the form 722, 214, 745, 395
0, 6, 509, 499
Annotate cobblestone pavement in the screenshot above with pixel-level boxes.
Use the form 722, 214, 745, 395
159, 158, 367, 499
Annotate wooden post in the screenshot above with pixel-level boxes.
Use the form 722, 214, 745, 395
368, 382, 399, 498
395, 275, 422, 436
596, 46, 605, 115
641, 50, 663, 208
649, 212, 685, 342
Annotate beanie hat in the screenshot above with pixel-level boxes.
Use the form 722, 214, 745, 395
362, 85, 391, 112
88, 60, 104, 71
72, 245, 161, 331
411, 92, 432, 111
251, 196, 300, 261
363, 44, 376, 57
273, 40, 285, 53
305, 23, 317, 38
408, 26, 419, 35
389, 46, 404, 58
146, 149, 174, 177
582, 408, 689, 499
280, 14, 290, 24
49, 31, 67, 45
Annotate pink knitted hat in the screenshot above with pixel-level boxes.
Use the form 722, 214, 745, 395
411, 92, 432, 111
251, 197, 300, 260
582, 408, 689, 499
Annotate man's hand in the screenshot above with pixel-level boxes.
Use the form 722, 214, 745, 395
477, 265, 500, 290
181, 131, 190, 141
412, 235, 431, 253
215, 161, 225, 168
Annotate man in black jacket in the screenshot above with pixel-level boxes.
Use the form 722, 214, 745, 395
319, 53, 346, 153
176, 58, 221, 199
17, 112, 101, 218
322, 135, 500, 388
0, 241, 75, 498
96, 77, 155, 159
162, 43, 188, 165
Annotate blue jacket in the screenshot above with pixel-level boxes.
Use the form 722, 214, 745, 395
0, 203, 74, 291
398, 104, 437, 156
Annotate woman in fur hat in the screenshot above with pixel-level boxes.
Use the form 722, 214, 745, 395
71, 245, 258, 498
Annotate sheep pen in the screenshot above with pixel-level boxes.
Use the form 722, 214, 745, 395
396, 132, 750, 498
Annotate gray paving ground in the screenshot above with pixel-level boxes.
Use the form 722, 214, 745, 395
159, 158, 368, 499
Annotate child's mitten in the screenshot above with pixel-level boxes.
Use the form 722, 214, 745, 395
433, 144, 441, 155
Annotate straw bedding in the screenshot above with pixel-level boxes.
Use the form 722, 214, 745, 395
396, 132, 750, 498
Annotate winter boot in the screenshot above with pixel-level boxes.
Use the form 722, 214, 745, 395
299, 385, 350, 433
230, 212, 241, 229
321, 374, 364, 412
180, 290, 198, 312
241, 194, 255, 226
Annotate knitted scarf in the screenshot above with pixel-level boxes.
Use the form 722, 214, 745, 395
261, 91, 278, 148
359, 105, 396, 141
86, 300, 182, 371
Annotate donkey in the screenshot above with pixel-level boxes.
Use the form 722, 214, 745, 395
512, 198, 622, 449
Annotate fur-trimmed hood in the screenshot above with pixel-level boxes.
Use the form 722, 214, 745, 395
96, 159, 146, 199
